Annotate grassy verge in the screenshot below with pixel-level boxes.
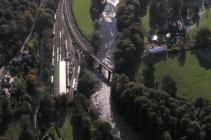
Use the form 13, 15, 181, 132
72, 0, 94, 38
136, 51, 211, 101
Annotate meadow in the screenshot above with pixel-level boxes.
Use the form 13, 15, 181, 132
73, 0, 94, 38
136, 51, 211, 101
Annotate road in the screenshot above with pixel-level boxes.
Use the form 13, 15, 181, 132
53, 0, 81, 96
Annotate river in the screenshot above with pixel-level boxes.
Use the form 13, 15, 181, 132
91, 0, 142, 139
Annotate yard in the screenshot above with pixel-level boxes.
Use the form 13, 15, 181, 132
72, 0, 94, 38
136, 50, 211, 102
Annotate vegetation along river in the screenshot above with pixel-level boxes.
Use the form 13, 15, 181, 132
91, 0, 144, 139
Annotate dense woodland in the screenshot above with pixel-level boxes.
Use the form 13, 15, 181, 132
90, 0, 106, 20
115, 0, 145, 78
111, 74, 211, 140
0, 0, 58, 139
0, 0, 41, 67
90, 0, 106, 54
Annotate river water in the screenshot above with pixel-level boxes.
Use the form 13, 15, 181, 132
91, 0, 142, 139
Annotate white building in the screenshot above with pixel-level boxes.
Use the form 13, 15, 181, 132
54, 61, 67, 95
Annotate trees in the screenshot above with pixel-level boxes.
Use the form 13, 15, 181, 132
143, 54, 155, 88
161, 75, 177, 97
35, 8, 54, 35
71, 94, 93, 140
92, 30, 101, 54
149, 0, 169, 30
24, 11, 33, 29
114, 22, 144, 77
111, 74, 211, 140
115, 0, 145, 78
195, 97, 207, 108
149, 0, 202, 35
90, 0, 106, 20
38, 96, 56, 132
143, 65, 155, 88
78, 69, 96, 98
116, 3, 136, 31
26, 69, 37, 95
19, 118, 35, 140
139, 0, 150, 17
195, 28, 211, 48
0, 0, 39, 66
93, 120, 114, 140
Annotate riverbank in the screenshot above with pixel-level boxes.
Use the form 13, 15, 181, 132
90, 0, 145, 139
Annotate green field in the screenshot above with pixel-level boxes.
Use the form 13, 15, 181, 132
142, 9, 150, 34
73, 0, 94, 38
199, 11, 211, 29
59, 117, 73, 140
136, 51, 211, 101
141, 8, 150, 43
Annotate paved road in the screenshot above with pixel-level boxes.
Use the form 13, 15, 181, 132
53, 0, 81, 96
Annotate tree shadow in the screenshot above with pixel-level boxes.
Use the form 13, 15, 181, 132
177, 49, 186, 66
191, 47, 211, 70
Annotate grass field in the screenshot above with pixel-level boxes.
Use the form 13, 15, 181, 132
136, 51, 211, 101
59, 117, 73, 140
142, 9, 150, 33
198, 11, 211, 29
72, 0, 94, 38
141, 8, 150, 43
